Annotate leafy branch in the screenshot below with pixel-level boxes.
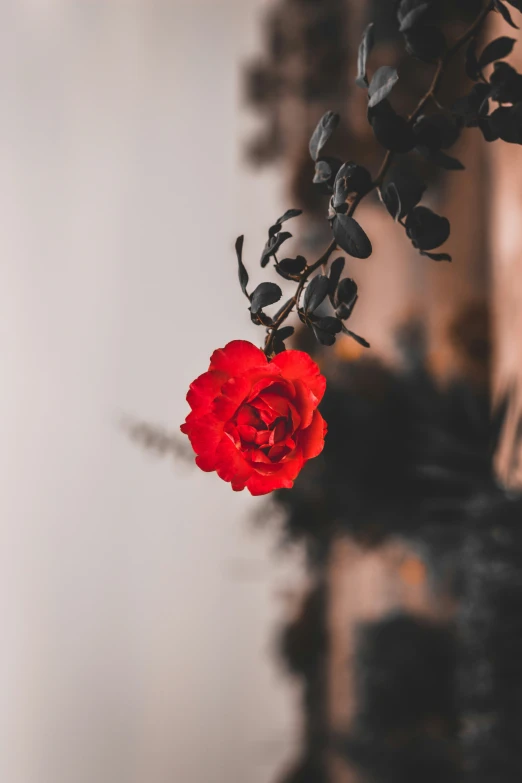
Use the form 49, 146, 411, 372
235, 0, 522, 358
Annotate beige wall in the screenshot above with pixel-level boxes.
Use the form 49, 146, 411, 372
0, 3, 302, 783
488, 15, 522, 484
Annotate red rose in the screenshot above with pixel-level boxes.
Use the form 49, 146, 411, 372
180, 340, 327, 495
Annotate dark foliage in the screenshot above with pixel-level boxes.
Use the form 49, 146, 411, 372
336, 613, 459, 783
280, 583, 328, 703
236, 0, 522, 358
356, 22, 375, 88
405, 206, 451, 251
337, 732, 459, 783
459, 495, 522, 783
368, 65, 400, 108
382, 166, 426, 220
353, 614, 458, 735
331, 215, 372, 259
309, 111, 340, 161
369, 100, 417, 153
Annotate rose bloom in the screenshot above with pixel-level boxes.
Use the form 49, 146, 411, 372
180, 340, 327, 495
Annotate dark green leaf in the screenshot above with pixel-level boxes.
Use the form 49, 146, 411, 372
250, 310, 273, 327
381, 182, 402, 221
304, 275, 329, 313
421, 250, 452, 262
335, 277, 358, 306
276, 208, 303, 224
314, 159, 333, 185
250, 282, 283, 314
368, 66, 399, 108
370, 100, 416, 153
276, 326, 295, 341
312, 324, 336, 346
489, 61, 522, 103
333, 163, 372, 210
315, 316, 343, 335
335, 277, 358, 320
478, 36, 516, 70
260, 231, 292, 268
341, 324, 370, 348
478, 115, 500, 142
235, 235, 249, 297
406, 206, 450, 250
494, 0, 519, 28
382, 167, 426, 219
276, 256, 307, 278
268, 221, 282, 239
356, 23, 375, 89
309, 111, 340, 161
398, 0, 431, 32
485, 104, 522, 143
272, 324, 295, 354
328, 257, 345, 298
336, 300, 358, 321
332, 214, 372, 259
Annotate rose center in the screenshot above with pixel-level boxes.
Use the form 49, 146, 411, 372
232, 402, 294, 463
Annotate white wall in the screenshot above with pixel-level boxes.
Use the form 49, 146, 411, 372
0, 3, 302, 782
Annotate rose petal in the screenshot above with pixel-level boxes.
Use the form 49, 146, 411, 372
257, 391, 290, 417
195, 453, 218, 472
250, 449, 272, 464
247, 376, 295, 403
271, 350, 326, 403
215, 436, 253, 490
293, 378, 317, 429
212, 376, 251, 421
237, 424, 257, 445
186, 370, 228, 415
270, 419, 288, 445
250, 449, 301, 475
299, 409, 327, 460
255, 430, 271, 446
181, 412, 224, 459
254, 401, 279, 427
236, 405, 262, 427
210, 340, 267, 375
246, 456, 304, 496
246, 475, 294, 495
268, 442, 292, 461
254, 393, 301, 433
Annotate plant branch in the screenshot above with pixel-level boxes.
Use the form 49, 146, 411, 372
264, 239, 338, 355
263, 1, 494, 358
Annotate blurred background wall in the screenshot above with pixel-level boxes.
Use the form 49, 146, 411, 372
0, 2, 304, 783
